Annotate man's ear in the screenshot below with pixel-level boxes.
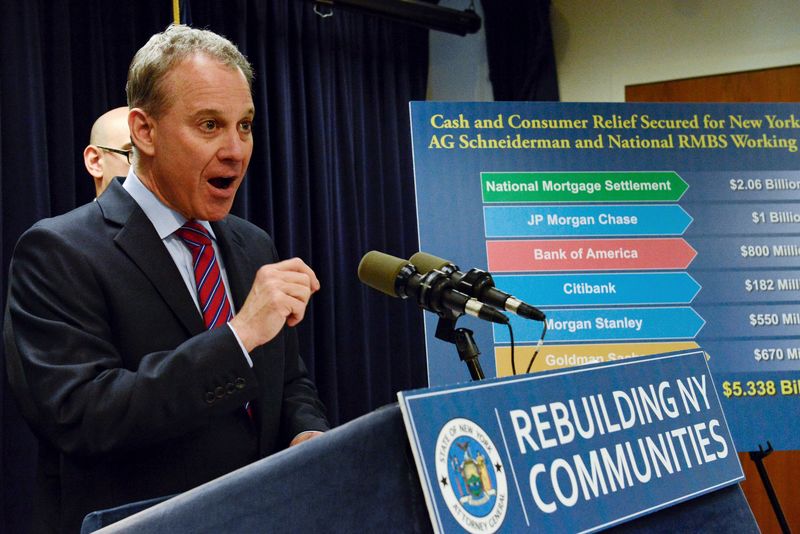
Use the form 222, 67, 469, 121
83, 145, 103, 179
129, 108, 155, 157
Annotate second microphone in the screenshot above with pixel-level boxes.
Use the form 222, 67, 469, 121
357, 251, 509, 325
410, 251, 546, 321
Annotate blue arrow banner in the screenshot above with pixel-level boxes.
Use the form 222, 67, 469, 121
493, 307, 705, 343
484, 205, 692, 237
493, 272, 700, 307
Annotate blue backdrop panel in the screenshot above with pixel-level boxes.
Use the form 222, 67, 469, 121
410, 101, 800, 452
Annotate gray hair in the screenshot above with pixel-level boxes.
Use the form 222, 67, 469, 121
126, 25, 253, 117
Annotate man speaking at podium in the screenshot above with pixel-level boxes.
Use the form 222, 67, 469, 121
4, 25, 329, 533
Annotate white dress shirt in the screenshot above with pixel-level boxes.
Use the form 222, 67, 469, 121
122, 169, 252, 365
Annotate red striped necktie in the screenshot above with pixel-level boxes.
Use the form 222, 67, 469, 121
175, 221, 233, 329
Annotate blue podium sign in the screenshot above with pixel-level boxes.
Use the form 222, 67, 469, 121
398, 350, 743, 533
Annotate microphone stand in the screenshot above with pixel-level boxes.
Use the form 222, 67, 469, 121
435, 314, 485, 381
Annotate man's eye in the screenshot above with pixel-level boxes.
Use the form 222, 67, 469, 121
203, 120, 216, 131
239, 121, 252, 133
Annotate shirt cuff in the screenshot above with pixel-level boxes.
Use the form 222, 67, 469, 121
227, 322, 253, 367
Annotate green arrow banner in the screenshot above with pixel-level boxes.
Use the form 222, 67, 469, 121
481, 171, 688, 202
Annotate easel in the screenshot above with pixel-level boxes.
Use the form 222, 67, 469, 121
749, 441, 792, 534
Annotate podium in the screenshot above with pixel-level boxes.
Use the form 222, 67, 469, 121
86, 404, 431, 533
84, 403, 757, 533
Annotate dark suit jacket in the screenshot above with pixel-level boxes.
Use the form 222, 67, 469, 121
4, 180, 329, 533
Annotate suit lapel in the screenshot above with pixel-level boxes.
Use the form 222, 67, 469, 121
98, 182, 206, 336
212, 218, 254, 311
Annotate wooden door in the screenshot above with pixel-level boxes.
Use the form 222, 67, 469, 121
627, 64, 800, 533
626, 65, 800, 102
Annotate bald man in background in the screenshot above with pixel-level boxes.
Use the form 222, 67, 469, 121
83, 106, 132, 196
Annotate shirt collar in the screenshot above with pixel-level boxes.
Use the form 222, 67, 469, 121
122, 169, 215, 240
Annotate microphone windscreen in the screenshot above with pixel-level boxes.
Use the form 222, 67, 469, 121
358, 251, 408, 297
409, 251, 450, 274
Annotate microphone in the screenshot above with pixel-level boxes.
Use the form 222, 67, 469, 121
409, 252, 546, 321
357, 251, 509, 325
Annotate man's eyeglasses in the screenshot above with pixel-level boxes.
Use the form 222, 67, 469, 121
96, 145, 132, 165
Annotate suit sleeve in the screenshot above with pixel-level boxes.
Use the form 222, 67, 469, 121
246, 237, 329, 444
278, 326, 330, 443
4, 224, 262, 456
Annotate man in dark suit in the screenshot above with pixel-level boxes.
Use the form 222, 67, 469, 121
4, 25, 329, 533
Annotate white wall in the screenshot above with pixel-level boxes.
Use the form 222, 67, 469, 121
427, 0, 493, 101
553, 0, 800, 101
428, 0, 800, 102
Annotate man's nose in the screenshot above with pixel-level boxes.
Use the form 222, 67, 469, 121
218, 128, 248, 161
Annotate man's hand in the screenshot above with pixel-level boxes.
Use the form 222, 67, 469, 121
289, 431, 324, 447
229, 258, 320, 352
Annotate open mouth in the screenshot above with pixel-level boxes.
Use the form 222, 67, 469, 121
209, 177, 235, 190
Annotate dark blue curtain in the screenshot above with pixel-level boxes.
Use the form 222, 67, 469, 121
1, 1, 428, 531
